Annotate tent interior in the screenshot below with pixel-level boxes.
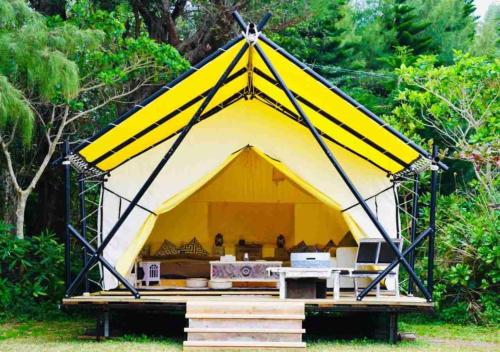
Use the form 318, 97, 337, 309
144, 147, 350, 259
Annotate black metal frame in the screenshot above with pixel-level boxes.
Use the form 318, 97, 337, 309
63, 32, 250, 299
63, 12, 443, 302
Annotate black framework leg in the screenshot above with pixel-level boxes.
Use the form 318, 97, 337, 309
63, 141, 71, 291
388, 313, 398, 344
79, 173, 89, 293
64, 41, 250, 299
252, 41, 432, 302
407, 173, 419, 296
427, 144, 439, 295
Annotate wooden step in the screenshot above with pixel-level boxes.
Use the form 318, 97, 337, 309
189, 318, 303, 329
183, 340, 306, 348
187, 332, 302, 342
186, 301, 304, 315
185, 328, 306, 333
184, 300, 306, 349
186, 313, 305, 320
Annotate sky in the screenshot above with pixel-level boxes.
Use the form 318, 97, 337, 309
475, 0, 498, 19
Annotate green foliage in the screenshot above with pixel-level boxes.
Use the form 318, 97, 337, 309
0, 221, 64, 320
473, 4, 500, 58
0, 0, 103, 145
390, 52, 499, 325
0, 75, 33, 144
432, 190, 500, 325
417, 0, 477, 63
394, 53, 499, 200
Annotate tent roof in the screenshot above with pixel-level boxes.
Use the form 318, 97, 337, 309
71, 34, 437, 176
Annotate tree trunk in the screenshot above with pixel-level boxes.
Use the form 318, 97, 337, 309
14, 191, 29, 239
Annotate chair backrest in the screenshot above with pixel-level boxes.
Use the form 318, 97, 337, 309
355, 239, 402, 267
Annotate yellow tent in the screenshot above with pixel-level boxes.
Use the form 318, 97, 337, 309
68, 26, 439, 289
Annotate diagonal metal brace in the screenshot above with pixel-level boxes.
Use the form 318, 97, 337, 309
67, 225, 140, 298
357, 227, 433, 301
252, 41, 432, 302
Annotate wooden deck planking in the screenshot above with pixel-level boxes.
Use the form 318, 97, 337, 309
62, 290, 432, 308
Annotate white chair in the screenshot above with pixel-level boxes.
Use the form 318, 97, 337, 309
342, 239, 402, 298
139, 261, 161, 286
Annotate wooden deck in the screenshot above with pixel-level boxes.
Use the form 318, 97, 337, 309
62, 289, 433, 313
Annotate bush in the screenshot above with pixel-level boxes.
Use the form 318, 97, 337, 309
0, 222, 64, 320
432, 189, 500, 325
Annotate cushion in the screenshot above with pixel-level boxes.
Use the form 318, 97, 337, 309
179, 237, 208, 257
288, 241, 320, 253
154, 240, 179, 256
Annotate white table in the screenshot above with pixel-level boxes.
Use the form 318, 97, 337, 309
267, 267, 351, 300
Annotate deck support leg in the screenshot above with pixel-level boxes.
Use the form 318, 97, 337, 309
63, 140, 71, 291
103, 311, 110, 338
407, 173, 419, 296
388, 313, 398, 344
427, 144, 438, 296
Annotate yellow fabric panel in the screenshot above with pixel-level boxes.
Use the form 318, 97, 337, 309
115, 148, 244, 275
208, 202, 295, 247
255, 41, 419, 167
148, 201, 209, 254
80, 39, 248, 163
342, 212, 367, 243
295, 203, 349, 247
96, 74, 247, 170
254, 76, 403, 173
189, 148, 331, 205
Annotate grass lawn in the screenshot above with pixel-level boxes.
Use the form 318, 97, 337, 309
0, 315, 498, 352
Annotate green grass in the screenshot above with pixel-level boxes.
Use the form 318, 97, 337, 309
0, 315, 498, 352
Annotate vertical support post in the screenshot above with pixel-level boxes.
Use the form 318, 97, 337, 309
79, 173, 89, 293
103, 311, 110, 338
427, 144, 439, 295
407, 173, 419, 296
388, 313, 398, 344
63, 141, 71, 291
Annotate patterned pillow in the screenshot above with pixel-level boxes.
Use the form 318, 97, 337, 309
154, 240, 179, 256
179, 237, 208, 257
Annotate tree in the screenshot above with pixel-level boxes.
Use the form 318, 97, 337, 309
270, 0, 361, 77
473, 4, 499, 58
0, 0, 188, 238
385, 0, 433, 56
417, 0, 477, 63
392, 53, 499, 202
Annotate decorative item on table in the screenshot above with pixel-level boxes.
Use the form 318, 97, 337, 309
235, 241, 263, 260
220, 255, 236, 262
244, 252, 249, 261
212, 233, 225, 256
186, 278, 208, 288
274, 234, 288, 259
209, 280, 232, 290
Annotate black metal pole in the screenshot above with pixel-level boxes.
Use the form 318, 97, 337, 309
407, 173, 420, 295
63, 141, 71, 291
253, 42, 432, 302
65, 41, 250, 299
427, 144, 439, 296
78, 173, 89, 293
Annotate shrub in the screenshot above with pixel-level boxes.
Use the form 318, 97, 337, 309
0, 222, 64, 320
432, 189, 499, 325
